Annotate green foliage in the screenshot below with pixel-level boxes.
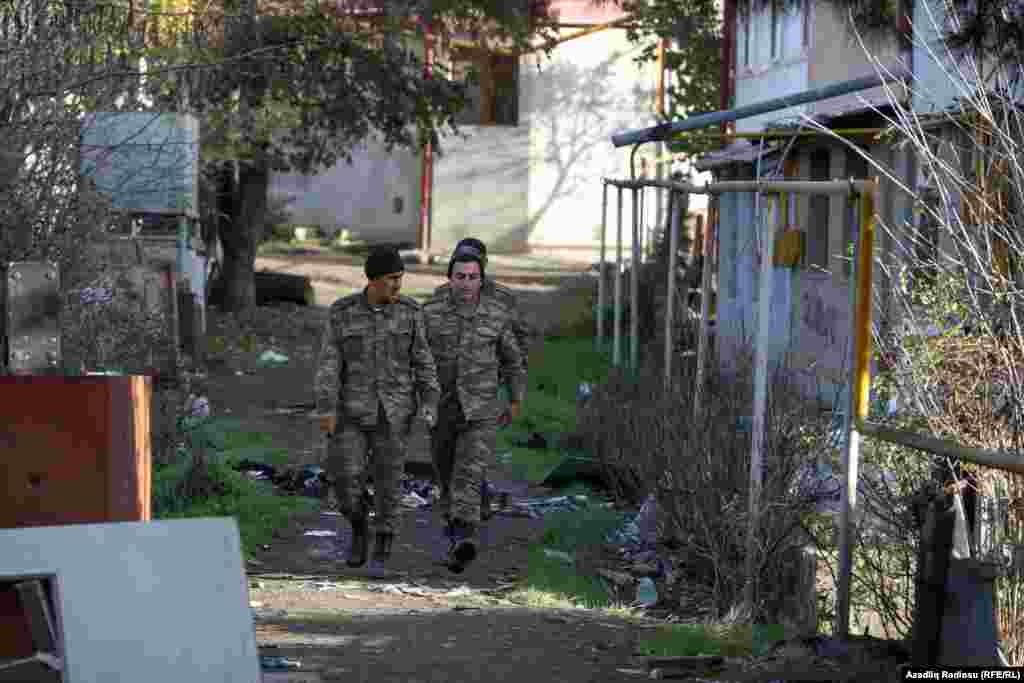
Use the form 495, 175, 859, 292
153, 415, 316, 557
522, 545, 612, 608
521, 503, 627, 609
539, 505, 627, 552
597, 0, 721, 154
496, 337, 612, 480
637, 622, 786, 658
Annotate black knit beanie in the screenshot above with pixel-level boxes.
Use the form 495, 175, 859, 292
447, 238, 488, 278
365, 246, 405, 280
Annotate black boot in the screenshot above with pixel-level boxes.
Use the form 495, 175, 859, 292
372, 532, 394, 563
447, 519, 478, 574
346, 517, 369, 568
366, 532, 396, 575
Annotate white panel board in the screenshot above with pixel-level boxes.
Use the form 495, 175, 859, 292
0, 518, 259, 683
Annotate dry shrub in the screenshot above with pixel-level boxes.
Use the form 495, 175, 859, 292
579, 345, 827, 624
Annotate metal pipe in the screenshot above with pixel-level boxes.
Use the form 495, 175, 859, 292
611, 67, 909, 148
614, 186, 624, 367
853, 187, 877, 422
603, 178, 876, 195
630, 187, 641, 371
419, 23, 434, 257
836, 182, 877, 637
674, 127, 889, 140
664, 190, 680, 388
859, 421, 1024, 476
695, 209, 714, 416
598, 181, 608, 351
745, 192, 779, 614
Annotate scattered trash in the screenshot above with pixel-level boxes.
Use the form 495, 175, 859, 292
400, 492, 428, 509
187, 394, 211, 419
502, 495, 588, 520
236, 460, 277, 481
543, 548, 575, 565
257, 350, 290, 367
80, 286, 114, 305
577, 382, 594, 406
303, 530, 337, 538
635, 494, 659, 547
636, 577, 658, 606
260, 655, 302, 671
312, 582, 341, 591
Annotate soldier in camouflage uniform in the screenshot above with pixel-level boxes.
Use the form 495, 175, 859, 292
424, 240, 526, 573
431, 238, 532, 520
431, 238, 532, 374
313, 246, 440, 571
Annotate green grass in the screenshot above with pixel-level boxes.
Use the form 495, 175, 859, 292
153, 416, 318, 558
514, 503, 628, 610
637, 622, 788, 659
497, 336, 611, 480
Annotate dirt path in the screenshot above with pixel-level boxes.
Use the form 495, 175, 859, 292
202, 256, 666, 682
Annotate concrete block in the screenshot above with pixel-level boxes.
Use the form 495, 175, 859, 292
0, 518, 259, 683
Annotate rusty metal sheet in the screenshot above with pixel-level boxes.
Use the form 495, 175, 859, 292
5, 262, 60, 375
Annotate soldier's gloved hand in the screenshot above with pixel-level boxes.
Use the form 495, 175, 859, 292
419, 406, 437, 428
499, 401, 521, 428
314, 413, 337, 435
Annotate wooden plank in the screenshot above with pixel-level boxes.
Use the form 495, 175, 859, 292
13, 581, 56, 653
107, 376, 153, 522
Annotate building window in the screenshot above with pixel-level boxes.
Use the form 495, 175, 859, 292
807, 149, 831, 270
770, 0, 780, 59
450, 48, 519, 126
802, 0, 810, 48
739, 0, 751, 68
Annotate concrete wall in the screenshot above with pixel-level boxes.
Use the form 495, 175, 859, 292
269, 139, 422, 245
432, 27, 659, 257
807, 1, 901, 115
734, 1, 809, 132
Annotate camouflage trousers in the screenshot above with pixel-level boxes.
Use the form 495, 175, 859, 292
326, 404, 410, 535
431, 399, 499, 529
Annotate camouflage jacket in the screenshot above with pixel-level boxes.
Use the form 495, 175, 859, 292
423, 289, 526, 421
432, 278, 532, 371
313, 290, 440, 427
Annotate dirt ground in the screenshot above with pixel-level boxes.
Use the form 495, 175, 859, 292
203, 254, 675, 682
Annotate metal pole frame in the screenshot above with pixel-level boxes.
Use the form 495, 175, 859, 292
613, 186, 624, 368
744, 192, 780, 614
630, 187, 641, 372
695, 207, 714, 417
663, 189, 681, 388
600, 174, 881, 633
598, 180, 609, 351
836, 181, 877, 637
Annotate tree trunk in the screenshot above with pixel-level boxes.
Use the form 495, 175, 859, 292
217, 159, 268, 312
